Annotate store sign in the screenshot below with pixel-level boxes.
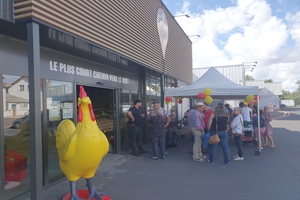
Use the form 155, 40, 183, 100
48, 28, 128, 66
49, 60, 129, 84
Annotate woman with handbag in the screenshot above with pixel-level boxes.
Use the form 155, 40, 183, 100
208, 105, 230, 164
231, 107, 244, 161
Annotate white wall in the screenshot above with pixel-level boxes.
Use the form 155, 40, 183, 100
8, 77, 29, 100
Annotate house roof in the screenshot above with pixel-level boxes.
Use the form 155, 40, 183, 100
6, 94, 29, 103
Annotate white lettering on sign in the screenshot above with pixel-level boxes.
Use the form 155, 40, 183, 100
59, 63, 75, 74
93, 71, 109, 80
48, 28, 128, 66
49, 60, 129, 84
76, 67, 92, 77
109, 74, 118, 82
49, 61, 58, 71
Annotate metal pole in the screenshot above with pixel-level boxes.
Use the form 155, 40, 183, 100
27, 22, 43, 199
255, 96, 262, 156
0, 68, 4, 199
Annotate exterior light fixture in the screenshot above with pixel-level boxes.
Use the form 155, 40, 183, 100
173, 14, 190, 18
188, 35, 201, 37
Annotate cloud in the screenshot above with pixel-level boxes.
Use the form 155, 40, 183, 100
173, 0, 300, 92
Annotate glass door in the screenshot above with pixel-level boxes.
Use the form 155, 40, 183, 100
45, 80, 74, 183
2, 74, 31, 200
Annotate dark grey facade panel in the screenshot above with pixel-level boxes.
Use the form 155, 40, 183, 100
0, 35, 139, 91
13, 0, 192, 84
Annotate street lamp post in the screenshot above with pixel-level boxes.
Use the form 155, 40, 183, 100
243, 62, 257, 85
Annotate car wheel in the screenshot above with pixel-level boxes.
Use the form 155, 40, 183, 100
14, 122, 21, 129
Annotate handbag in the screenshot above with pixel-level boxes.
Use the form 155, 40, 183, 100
209, 134, 220, 144
209, 117, 220, 144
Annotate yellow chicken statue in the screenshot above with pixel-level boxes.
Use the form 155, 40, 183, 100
56, 86, 109, 200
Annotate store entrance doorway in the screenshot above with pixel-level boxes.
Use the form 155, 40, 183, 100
76, 85, 116, 153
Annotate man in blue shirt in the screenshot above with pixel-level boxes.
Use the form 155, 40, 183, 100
127, 100, 146, 156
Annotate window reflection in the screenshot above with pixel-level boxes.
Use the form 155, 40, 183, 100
3, 75, 31, 199
46, 80, 74, 182
120, 90, 139, 153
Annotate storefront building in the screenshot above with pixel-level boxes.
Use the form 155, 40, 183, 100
0, 1, 192, 199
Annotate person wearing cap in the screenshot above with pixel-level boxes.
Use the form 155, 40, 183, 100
188, 102, 206, 162
127, 100, 146, 156
148, 100, 170, 160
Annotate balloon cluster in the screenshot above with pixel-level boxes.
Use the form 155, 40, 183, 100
197, 88, 213, 104
165, 96, 172, 104
165, 96, 183, 104
244, 95, 259, 104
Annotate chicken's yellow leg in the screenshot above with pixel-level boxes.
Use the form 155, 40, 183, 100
86, 178, 106, 200
70, 181, 83, 200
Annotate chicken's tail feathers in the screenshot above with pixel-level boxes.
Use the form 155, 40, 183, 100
56, 119, 77, 161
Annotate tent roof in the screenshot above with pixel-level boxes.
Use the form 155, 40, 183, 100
165, 67, 258, 99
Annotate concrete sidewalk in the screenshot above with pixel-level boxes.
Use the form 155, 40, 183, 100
39, 110, 293, 200
42, 152, 131, 200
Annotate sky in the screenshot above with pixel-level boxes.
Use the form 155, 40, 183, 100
162, 0, 300, 92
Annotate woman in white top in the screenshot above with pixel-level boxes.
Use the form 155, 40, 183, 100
231, 107, 244, 161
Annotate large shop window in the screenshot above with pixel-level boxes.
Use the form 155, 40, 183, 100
46, 80, 74, 182
120, 89, 139, 153
3, 75, 31, 199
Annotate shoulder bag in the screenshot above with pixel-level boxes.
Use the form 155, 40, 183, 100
209, 117, 220, 144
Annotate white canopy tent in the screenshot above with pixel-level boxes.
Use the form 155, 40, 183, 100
165, 67, 262, 155
165, 67, 259, 99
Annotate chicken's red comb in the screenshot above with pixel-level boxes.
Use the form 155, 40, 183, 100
80, 86, 87, 98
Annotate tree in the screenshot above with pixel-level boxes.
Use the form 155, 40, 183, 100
245, 75, 254, 81
296, 80, 300, 92
281, 90, 293, 100
264, 79, 273, 83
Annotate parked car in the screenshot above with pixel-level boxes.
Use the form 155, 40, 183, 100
12, 115, 29, 129
280, 104, 286, 108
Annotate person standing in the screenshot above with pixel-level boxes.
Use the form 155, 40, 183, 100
203, 103, 214, 133
148, 101, 170, 160
208, 105, 230, 164
252, 109, 266, 147
239, 102, 252, 124
263, 106, 275, 148
127, 100, 146, 156
188, 102, 205, 162
231, 107, 244, 161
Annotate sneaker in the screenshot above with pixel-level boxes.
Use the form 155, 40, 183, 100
233, 155, 239, 158
200, 155, 206, 159
161, 156, 166, 159
152, 156, 158, 160
207, 159, 214, 164
233, 156, 244, 161
193, 158, 204, 162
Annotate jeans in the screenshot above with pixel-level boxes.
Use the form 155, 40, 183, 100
191, 127, 204, 159
151, 129, 166, 157
209, 131, 230, 163
128, 125, 144, 154
234, 135, 243, 157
